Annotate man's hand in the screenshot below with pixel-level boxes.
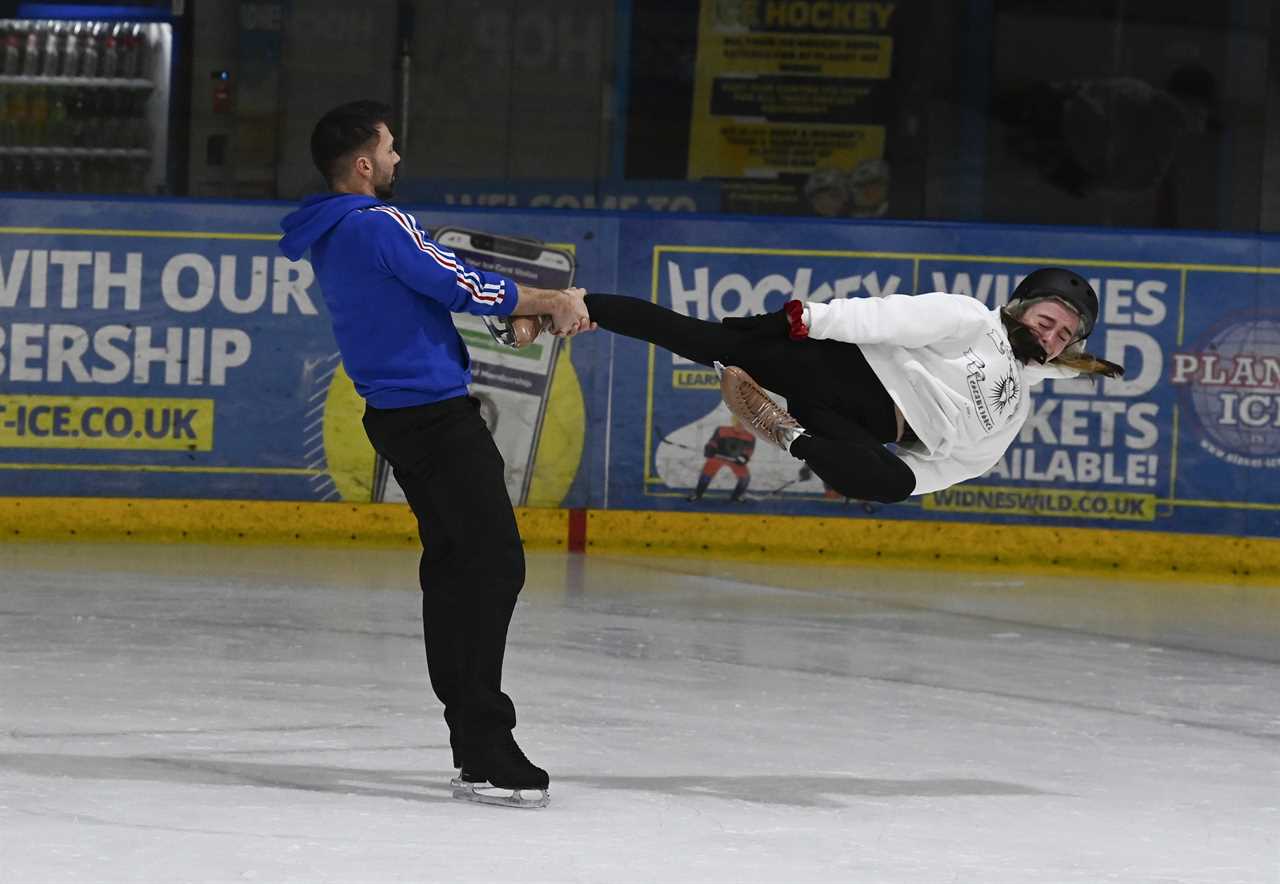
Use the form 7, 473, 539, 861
512, 285, 596, 338
548, 286, 596, 338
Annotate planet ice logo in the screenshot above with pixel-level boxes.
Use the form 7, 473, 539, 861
1170, 317, 1280, 465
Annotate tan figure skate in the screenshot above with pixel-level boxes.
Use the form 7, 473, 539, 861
718, 363, 804, 450
483, 314, 549, 349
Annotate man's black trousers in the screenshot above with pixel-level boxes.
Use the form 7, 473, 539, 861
362, 395, 523, 764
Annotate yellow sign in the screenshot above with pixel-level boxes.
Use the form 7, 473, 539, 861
0, 394, 215, 451
673, 368, 721, 389
705, 122, 885, 178
688, 0, 895, 181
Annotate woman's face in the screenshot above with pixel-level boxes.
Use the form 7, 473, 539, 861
1020, 300, 1082, 360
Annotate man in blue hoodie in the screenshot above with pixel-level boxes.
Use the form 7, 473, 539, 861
280, 100, 590, 808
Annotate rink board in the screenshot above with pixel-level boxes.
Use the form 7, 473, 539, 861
0, 496, 1275, 583
1, 195, 1279, 558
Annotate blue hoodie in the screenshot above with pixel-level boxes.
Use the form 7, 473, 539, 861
279, 193, 517, 409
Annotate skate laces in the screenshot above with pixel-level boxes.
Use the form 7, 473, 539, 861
731, 374, 800, 448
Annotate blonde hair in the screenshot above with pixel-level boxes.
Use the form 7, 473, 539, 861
1051, 343, 1125, 378
1001, 302, 1124, 379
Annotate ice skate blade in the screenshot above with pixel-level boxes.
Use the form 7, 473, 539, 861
482, 315, 546, 350
450, 777, 550, 809
481, 316, 519, 350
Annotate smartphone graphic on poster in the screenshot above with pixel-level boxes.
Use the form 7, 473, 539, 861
372, 227, 576, 506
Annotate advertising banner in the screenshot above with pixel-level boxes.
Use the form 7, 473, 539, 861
686, 0, 897, 217
609, 216, 1279, 539
0, 198, 614, 506
0, 205, 326, 500
2, 195, 1278, 540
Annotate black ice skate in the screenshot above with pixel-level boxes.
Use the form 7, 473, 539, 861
451, 736, 550, 809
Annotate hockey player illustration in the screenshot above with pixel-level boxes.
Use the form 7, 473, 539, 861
687, 416, 756, 503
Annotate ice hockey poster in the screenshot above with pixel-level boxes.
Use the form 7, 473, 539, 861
637, 242, 915, 514
686, 0, 897, 217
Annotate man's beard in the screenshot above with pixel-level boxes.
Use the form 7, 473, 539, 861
374, 165, 397, 200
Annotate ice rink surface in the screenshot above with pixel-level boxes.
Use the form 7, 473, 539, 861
1, 541, 1277, 884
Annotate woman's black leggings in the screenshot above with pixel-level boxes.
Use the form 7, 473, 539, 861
585, 293, 917, 503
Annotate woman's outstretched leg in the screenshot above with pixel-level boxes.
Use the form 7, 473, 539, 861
586, 293, 834, 404
585, 293, 899, 440
585, 293, 760, 367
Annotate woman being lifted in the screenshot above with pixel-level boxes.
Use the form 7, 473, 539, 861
568, 268, 1124, 502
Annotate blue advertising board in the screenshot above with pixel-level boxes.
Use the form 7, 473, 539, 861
1, 195, 1277, 540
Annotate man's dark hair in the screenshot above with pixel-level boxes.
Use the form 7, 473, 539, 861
310, 100, 393, 186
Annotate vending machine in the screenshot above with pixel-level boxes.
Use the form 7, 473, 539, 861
0, 4, 180, 194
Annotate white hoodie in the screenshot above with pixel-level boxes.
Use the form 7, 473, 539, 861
804, 292, 1078, 495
